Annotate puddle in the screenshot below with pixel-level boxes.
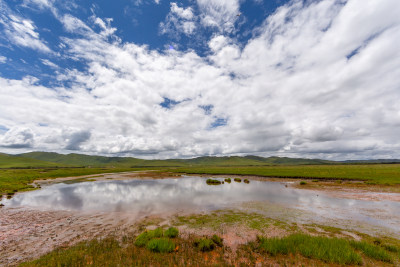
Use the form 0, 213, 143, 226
2, 176, 400, 233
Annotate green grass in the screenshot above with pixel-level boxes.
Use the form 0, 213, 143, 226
300, 181, 307, 185
0, 167, 145, 195
171, 164, 400, 185
0, 153, 65, 168
258, 234, 362, 265
350, 240, 393, 263
146, 238, 175, 253
164, 227, 179, 238
20, 235, 228, 266
134, 227, 179, 250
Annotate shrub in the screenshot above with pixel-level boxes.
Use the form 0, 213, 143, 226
134, 232, 151, 247
195, 238, 215, 252
224, 178, 231, 183
300, 181, 307, 185
206, 179, 221, 185
134, 228, 164, 247
146, 238, 175, 253
234, 178, 241, 183
164, 227, 179, 238
211, 235, 223, 247
244, 179, 250, 184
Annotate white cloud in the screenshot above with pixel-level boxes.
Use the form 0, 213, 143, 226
0, 127, 35, 148
0, 56, 6, 63
171, 3, 194, 20
160, 3, 197, 36
196, 0, 240, 33
1, 0, 400, 160
40, 59, 59, 69
0, 2, 52, 53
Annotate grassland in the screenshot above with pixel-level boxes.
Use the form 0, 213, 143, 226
0, 167, 144, 195
20, 223, 400, 266
171, 164, 400, 185
0, 153, 65, 168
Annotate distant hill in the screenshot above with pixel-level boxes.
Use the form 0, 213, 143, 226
0, 151, 396, 168
0, 153, 64, 168
19, 152, 185, 168
16, 152, 336, 168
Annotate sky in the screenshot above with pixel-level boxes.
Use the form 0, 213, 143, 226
0, 0, 400, 160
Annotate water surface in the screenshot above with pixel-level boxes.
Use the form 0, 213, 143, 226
3, 176, 400, 233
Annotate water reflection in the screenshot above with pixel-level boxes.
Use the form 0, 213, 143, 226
3, 177, 400, 232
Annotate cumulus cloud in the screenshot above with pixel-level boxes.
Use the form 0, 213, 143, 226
0, 55, 6, 63
0, 0, 400, 160
160, 2, 197, 36
196, 0, 240, 33
0, 1, 52, 53
0, 127, 34, 148
64, 130, 91, 150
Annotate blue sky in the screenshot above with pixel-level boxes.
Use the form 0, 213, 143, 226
0, 0, 285, 84
1, 0, 400, 159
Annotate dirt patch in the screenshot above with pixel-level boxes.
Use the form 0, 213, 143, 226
0, 207, 144, 266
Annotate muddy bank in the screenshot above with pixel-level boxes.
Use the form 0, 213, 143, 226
0, 207, 147, 266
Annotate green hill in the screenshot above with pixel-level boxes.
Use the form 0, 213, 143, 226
19, 152, 185, 167
5, 152, 337, 168
0, 153, 64, 168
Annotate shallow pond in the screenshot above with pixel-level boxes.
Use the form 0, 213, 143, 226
3, 176, 400, 233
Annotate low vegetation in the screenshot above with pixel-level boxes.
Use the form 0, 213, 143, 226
349, 240, 393, 263
224, 178, 231, 183
258, 234, 362, 265
134, 227, 179, 253
234, 178, 242, 183
20, 229, 400, 266
172, 164, 400, 185
244, 178, 250, 184
205, 178, 221, 185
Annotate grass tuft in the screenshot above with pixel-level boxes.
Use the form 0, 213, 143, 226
146, 238, 175, 253
211, 235, 223, 247
194, 238, 215, 252
259, 234, 362, 265
350, 240, 393, 263
234, 178, 242, 183
300, 181, 307, 185
164, 227, 179, 238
